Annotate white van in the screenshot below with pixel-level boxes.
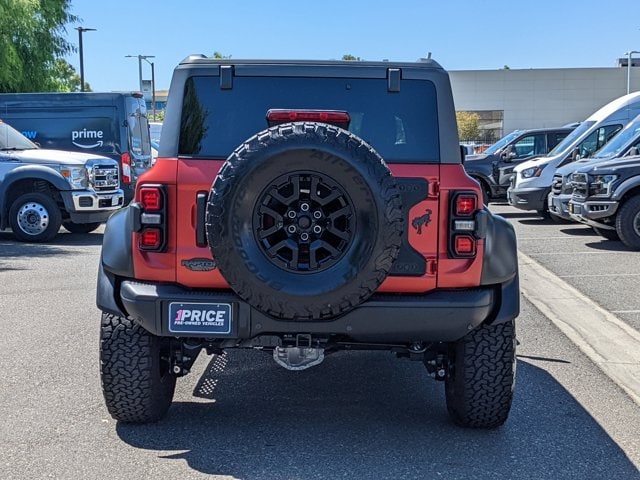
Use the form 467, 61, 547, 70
507, 91, 640, 214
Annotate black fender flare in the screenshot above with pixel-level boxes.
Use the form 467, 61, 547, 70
0, 165, 69, 229
480, 211, 518, 285
612, 176, 640, 201
97, 205, 136, 317
101, 205, 135, 278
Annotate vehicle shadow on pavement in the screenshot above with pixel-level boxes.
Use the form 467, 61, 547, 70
517, 218, 560, 225
116, 351, 640, 479
493, 211, 541, 219
0, 231, 104, 250
558, 227, 597, 236
583, 241, 635, 252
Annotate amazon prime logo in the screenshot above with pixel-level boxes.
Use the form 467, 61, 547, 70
72, 128, 104, 149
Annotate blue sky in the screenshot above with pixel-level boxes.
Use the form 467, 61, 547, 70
65, 0, 640, 92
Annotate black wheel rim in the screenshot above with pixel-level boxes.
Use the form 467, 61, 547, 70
254, 171, 355, 272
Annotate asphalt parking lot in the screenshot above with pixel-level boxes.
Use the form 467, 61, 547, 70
0, 205, 639, 479
493, 204, 640, 332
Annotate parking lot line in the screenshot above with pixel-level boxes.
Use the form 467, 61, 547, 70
518, 236, 595, 240
529, 251, 632, 255
559, 273, 640, 278
519, 251, 640, 406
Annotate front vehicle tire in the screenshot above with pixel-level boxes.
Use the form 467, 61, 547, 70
9, 192, 62, 242
616, 196, 640, 250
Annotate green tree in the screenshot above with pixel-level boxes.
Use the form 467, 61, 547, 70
456, 111, 481, 141
50, 58, 91, 92
342, 54, 362, 61
212, 51, 232, 59
0, 0, 78, 92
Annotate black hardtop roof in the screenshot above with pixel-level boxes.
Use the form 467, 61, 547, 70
178, 54, 445, 71
0, 91, 143, 106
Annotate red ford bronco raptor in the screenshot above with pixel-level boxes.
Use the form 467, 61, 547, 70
97, 56, 519, 428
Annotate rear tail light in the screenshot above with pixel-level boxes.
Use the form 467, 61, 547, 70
266, 109, 351, 129
121, 152, 132, 184
139, 228, 162, 250
455, 194, 477, 216
139, 186, 163, 211
449, 191, 480, 258
454, 235, 476, 256
135, 184, 167, 252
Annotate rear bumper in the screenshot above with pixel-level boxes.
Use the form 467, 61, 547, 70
98, 272, 518, 344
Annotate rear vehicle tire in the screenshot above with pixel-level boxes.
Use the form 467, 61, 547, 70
592, 226, 619, 241
9, 192, 62, 242
445, 320, 516, 428
100, 313, 176, 423
207, 122, 403, 320
477, 179, 491, 206
63, 221, 101, 234
615, 196, 640, 250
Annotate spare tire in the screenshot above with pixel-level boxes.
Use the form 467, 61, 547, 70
206, 122, 403, 320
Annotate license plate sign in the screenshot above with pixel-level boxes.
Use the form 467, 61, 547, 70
168, 302, 232, 334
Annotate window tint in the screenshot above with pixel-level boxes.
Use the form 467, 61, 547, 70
549, 131, 570, 149
512, 134, 546, 158
179, 76, 440, 162
0, 122, 37, 150
483, 130, 521, 155
548, 121, 595, 157
594, 118, 640, 158
579, 124, 622, 158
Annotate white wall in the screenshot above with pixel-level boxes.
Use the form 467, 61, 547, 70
450, 67, 640, 134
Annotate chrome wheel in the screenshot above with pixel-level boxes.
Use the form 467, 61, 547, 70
17, 202, 50, 236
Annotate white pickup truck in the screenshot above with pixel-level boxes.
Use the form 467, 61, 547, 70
0, 120, 124, 242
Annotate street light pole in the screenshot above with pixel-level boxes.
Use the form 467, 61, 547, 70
150, 62, 156, 119
75, 27, 96, 92
625, 50, 639, 95
125, 54, 155, 96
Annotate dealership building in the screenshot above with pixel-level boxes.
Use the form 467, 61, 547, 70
449, 58, 640, 141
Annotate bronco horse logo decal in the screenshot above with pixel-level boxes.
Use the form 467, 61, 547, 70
411, 209, 432, 234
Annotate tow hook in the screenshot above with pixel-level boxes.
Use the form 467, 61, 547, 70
273, 334, 325, 371
424, 353, 448, 381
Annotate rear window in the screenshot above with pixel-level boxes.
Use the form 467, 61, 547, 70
179, 76, 440, 163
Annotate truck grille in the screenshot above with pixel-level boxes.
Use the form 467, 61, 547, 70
88, 162, 120, 192
571, 173, 589, 199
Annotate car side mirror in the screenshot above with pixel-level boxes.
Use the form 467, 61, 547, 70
629, 146, 639, 156
501, 145, 515, 162
571, 147, 580, 161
